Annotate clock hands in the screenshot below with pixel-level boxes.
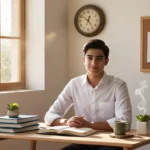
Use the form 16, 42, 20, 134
82, 16, 92, 26
86, 16, 92, 26
82, 16, 88, 21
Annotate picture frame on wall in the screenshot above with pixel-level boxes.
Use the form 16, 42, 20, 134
140, 16, 150, 72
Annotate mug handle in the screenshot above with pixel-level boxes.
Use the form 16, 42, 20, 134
125, 122, 130, 131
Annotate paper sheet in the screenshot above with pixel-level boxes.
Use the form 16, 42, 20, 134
147, 32, 150, 63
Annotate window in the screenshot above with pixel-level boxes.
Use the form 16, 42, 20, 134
0, 0, 25, 90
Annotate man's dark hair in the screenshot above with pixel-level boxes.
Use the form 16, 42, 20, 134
83, 39, 109, 59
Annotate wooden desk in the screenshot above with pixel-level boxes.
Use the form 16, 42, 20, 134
0, 129, 150, 150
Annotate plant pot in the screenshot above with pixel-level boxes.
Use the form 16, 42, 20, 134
136, 121, 150, 135
7, 109, 20, 118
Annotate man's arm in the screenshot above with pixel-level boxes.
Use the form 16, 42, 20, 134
51, 118, 68, 126
50, 116, 113, 131
88, 121, 113, 131
74, 117, 113, 131
44, 80, 73, 125
51, 116, 84, 127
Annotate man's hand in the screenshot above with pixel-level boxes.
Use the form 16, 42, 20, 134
66, 116, 90, 128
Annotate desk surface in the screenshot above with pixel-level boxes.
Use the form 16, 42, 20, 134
0, 129, 150, 149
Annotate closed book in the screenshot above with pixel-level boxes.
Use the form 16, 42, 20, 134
37, 123, 97, 137
0, 125, 39, 133
0, 120, 39, 128
0, 115, 39, 124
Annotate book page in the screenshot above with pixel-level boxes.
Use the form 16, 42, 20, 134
63, 127, 93, 133
61, 127, 96, 136
39, 123, 69, 132
38, 123, 96, 136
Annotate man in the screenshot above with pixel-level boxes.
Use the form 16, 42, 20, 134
44, 39, 132, 150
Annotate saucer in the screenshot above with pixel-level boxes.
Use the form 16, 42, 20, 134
110, 133, 134, 139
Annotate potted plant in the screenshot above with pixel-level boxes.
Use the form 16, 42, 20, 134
7, 102, 20, 118
136, 114, 150, 135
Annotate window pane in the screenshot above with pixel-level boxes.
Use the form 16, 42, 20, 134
0, 39, 20, 82
0, 0, 20, 37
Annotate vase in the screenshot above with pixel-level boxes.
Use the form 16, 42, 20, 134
136, 121, 150, 135
7, 109, 20, 118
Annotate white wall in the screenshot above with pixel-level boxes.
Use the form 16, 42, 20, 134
68, 0, 150, 150
26, 0, 45, 90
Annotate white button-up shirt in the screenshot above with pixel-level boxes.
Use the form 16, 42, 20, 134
44, 72, 132, 129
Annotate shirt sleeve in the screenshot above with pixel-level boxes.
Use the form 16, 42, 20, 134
44, 80, 73, 125
107, 82, 132, 130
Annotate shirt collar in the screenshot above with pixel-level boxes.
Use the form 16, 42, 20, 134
82, 72, 109, 87
82, 74, 88, 86
97, 72, 109, 87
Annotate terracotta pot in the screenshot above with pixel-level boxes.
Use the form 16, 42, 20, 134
136, 121, 150, 135
7, 109, 20, 118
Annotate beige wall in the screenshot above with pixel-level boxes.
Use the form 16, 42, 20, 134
1, 0, 150, 150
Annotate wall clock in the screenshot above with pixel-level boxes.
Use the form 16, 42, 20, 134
74, 5, 105, 37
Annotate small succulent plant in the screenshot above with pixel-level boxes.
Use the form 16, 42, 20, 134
7, 102, 19, 111
136, 114, 150, 122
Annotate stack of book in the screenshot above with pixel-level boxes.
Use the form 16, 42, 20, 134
0, 115, 39, 133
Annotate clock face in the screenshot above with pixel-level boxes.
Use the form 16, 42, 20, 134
74, 5, 105, 37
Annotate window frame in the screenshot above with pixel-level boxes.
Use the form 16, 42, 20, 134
0, 0, 25, 90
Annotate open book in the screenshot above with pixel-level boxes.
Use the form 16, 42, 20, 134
37, 123, 97, 136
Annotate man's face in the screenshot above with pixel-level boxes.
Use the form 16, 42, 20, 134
83, 49, 109, 77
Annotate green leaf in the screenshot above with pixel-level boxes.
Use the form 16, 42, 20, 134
136, 114, 150, 122
7, 102, 19, 111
